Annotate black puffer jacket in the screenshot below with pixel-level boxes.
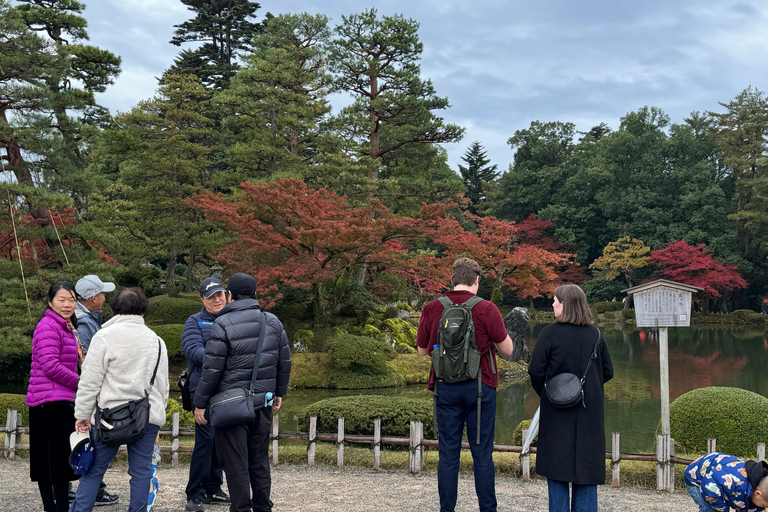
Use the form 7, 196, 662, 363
192, 298, 291, 409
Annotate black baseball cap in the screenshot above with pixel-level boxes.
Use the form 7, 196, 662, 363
227, 273, 257, 297
199, 277, 226, 298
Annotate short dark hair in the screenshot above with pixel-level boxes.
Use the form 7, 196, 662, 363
554, 284, 593, 326
451, 258, 482, 287
110, 287, 148, 316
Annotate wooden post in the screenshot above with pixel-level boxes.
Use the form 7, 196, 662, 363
521, 427, 530, 482
611, 432, 620, 488
272, 414, 279, 467
409, 421, 422, 474
308, 416, 317, 468
707, 438, 716, 453
15, 412, 21, 451
658, 434, 664, 491
4, 409, 18, 460
758, 443, 765, 462
667, 437, 675, 493
373, 418, 381, 471
337, 417, 344, 470
171, 412, 180, 467
659, 327, 670, 438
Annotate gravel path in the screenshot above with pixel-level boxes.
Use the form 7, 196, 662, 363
1, 458, 697, 511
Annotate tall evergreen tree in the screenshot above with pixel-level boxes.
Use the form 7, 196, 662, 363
328, 8, 464, 186
458, 141, 498, 213
168, 0, 262, 89
217, 12, 332, 180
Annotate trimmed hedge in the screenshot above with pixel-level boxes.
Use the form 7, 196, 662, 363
592, 301, 623, 314
325, 332, 404, 388
149, 324, 185, 362
145, 297, 201, 325
513, 419, 537, 447
665, 386, 768, 457
297, 395, 434, 438
0, 393, 29, 425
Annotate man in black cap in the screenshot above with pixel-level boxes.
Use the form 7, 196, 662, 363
193, 273, 291, 512
182, 277, 230, 512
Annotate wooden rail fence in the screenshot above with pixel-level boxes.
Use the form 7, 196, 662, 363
4, 409, 766, 492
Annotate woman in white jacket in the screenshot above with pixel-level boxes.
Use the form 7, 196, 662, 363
70, 287, 169, 512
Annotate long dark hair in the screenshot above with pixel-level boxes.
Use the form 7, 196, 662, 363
40, 280, 79, 327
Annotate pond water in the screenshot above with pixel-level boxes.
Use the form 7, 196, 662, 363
276, 323, 768, 453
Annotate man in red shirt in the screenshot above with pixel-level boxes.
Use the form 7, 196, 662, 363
417, 258, 513, 512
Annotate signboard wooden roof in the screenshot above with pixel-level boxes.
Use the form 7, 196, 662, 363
621, 279, 703, 328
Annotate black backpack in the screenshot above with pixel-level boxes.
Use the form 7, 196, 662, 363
431, 296, 494, 443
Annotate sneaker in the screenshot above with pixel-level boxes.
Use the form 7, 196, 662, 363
204, 491, 231, 505
94, 490, 119, 506
186, 498, 205, 512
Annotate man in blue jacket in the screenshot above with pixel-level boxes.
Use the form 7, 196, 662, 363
72, 274, 119, 506
183, 277, 230, 512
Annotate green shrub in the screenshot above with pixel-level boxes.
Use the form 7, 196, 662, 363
149, 324, 185, 362
165, 397, 195, 430
604, 311, 615, 319
297, 395, 434, 438
621, 309, 636, 320
0, 393, 29, 426
513, 419, 538, 447
145, 297, 201, 325
380, 318, 417, 352
592, 301, 623, 314
327, 333, 394, 371
0, 327, 32, 388
395, 303, 414, 313
665, 387, 768, 457
732, 309, 765, 324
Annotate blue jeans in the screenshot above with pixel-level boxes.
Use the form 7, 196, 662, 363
435, 379, 497, 512
69, 424, 160, 512
185, 411, 224, 500
547, 479, 597, 512
686, 482, 717, 511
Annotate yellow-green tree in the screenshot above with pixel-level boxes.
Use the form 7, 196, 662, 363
589, 236, 650, 287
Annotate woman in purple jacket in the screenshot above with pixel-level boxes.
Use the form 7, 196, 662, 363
27, 280, 83, 512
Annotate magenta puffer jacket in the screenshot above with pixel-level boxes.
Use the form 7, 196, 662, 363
26, 309, 80, 407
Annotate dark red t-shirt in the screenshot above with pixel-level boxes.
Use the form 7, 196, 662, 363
416, 290, 508, 390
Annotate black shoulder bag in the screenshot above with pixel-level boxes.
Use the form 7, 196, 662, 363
95, 338, 161, 446
544, 328, 602, 409
208, 311, 275, 429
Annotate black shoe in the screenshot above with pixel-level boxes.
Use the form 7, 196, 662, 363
204, 491, 230, 505
94, 491, 119, 506
186, 498, 205, 512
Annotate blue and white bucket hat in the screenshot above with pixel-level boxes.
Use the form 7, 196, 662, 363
69, 431, 95, 476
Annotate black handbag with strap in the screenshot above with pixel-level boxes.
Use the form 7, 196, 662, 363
544, 328, 603, 409
208, 311, 274, 429
95, 338, 162, 446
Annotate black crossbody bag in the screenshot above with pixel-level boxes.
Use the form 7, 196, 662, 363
544, 328, 602, 409
208, 311, 274, 429
95, 338, 161, 446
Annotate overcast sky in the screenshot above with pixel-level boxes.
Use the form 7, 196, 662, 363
80, 0, 768, 172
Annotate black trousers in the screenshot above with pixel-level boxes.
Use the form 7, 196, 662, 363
215, 407, 273, 512
186, 411, 224, 500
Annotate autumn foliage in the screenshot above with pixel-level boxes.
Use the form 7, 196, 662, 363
188, 179, 570, 315
649, 240, 747, 298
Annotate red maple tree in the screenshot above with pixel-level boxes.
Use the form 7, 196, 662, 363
649, 240, 747, 299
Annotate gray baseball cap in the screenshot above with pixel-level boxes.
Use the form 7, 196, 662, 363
75, 275, 116, 299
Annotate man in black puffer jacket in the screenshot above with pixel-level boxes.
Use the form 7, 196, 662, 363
192, 273, 291, 512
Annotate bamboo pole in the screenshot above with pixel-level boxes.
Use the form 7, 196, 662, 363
611, 432, 620, 488
521, 427, 530, 482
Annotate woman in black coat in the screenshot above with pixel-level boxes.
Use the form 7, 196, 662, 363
528, 284, 614, 512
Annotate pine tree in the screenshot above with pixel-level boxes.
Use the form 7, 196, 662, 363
168, 0, 262, 89
457, 141, 498, 213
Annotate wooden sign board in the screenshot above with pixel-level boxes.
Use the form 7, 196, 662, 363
633, 286, 692, 327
